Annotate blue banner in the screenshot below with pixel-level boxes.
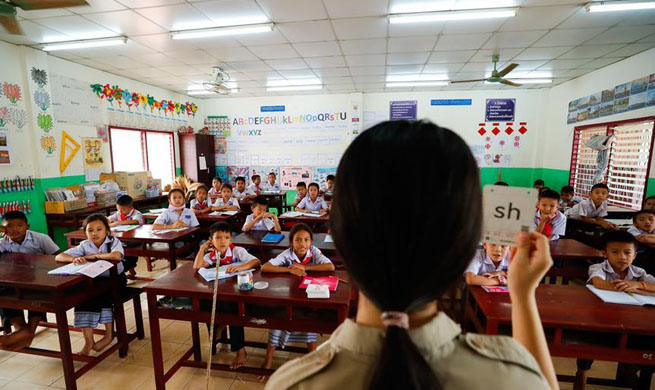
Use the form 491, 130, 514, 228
260, 105, 285, 112
430, 99, 472, 106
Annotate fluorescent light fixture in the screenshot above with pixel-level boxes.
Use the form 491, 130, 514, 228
389, 8, 517, 24
42, 37, 126, 51
266, 78, 321, 87
386, 81, 449, 87
266, 85, 323, 92
391, 0, 517, 13
586, 1, 655, 12
386, 74, 449, 82
172, 23, 273, 40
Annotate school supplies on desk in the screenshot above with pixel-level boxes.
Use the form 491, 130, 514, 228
209, 210, 239, 216
153, 227, 188, 234
281, 211, 323, 218
587, 285, 655, 306
324, 234, 333, 243
261, 233, 284, 243
148, 208, 168, 214
197, 263, 252, 282
300, 276, 339, 291
111, 225, 139, 232
306, 284, 330, 299
482, 285, 509, 293
49, 260, 114, 278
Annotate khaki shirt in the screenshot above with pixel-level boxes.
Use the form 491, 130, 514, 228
266, 313, 550, 390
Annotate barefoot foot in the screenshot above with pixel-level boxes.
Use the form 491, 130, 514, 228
92, 334, 114, 352
257, 362, 273, 382
230, 348, 247, 369
78, 342, 94, 356
0, 329, 34, 351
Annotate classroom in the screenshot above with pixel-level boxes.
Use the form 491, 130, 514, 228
0, 0, 654, 389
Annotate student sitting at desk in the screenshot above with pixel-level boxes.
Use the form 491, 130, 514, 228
108, 195, 143, 226
260, 223, 335, 378
55, 214, 126, 355
565, 183, 617, 230
533, 179, 545, 191
212, 183, 240, 211
233, 176, 255, 199
295, 183, 328, 214
193, 222, 261, 369
208, 177, 222, 196
559, 185, 582, 211
242, 196, 281, 232
0, 211, 59, 351
292, 181, 307, 207
533, 189, 566, 240
627, 209, 655, 245
320, 174, 335, 196
248, 175, 262, 195
262, 172, 280, 192
464, 242, 510, 286
153, 188, 199, 230
190, 185, 212, 215
644, 196, 655, 212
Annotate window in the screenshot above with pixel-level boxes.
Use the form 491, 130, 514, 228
569, 117, 655, 210
109, 127, 176, 188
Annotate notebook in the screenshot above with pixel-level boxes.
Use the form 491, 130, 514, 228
111, 225, 139, 232
48, 260, 114, 278
300, 276, 339, 291
148, 208, 168, 214
586, 285, 655, 306
153, 227, 188, 234
482, 285, 509, 293
281, 211, 323, 218
209, 210, 239, 216
197, 263, 252, 282
261, 233, 284, 243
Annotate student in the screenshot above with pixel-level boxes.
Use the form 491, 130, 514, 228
212, 183, 240, 211
533, 189, 566, 240
295, 183, 328, 214
494, 181, 509, 186
190, 185, 212, 214
108, 195, 143, 226
267, 120, 557, 390
233, 176, 255, 199
627, 209, 655, 244
565, 183, 617, 229
242, 196, 281, 232
464, 243, 510, 286
321, 174, 335, 195
153, 188, 199, 230
559, 185, 582, 210
193, 222, 260, 369
248, 175, 262, 195
588, 230, 655, 293
262, 172, 280, 192
0, 211, 59, 350
533, 179, 545, 191
55, 214, 126, 355
644, 196, 655, 211
208, 177, 223, 196
260, 223, 334, 376
292, 181, 307, 207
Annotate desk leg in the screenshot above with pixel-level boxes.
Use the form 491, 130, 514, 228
147, 293, 166, 390
191, 322, 201, 361
111, 271, 128, 358
55, 298, 77, 390
485, 320, 499, 335
169, 244, 177, 270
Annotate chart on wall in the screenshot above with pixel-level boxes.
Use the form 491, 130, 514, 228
280, 167, 312, 189
51, 74, 103, 127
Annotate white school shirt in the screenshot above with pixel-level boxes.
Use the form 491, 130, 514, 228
559, 196, 583, 209
190, 198, 211, 210
297, 196, 328, 212
627, 226, 653, 236
464, 248, 510, 275
532, 210, 567, 240
247, 184, 261, 195
321, 187, 333, 196
212, 197, 240, 209
588, 260, 655, 284
0, 230, 59, 254
208, 187, 221, 195
294, 193, 305, 203
243, 213, 276, 231
153, 208, 199, 227
262, 180, 280, 192
233, 187, 254, 199
565, 199, 608, 219
108, 209, 144, 225
268, 246, 331, 267
63, 236, 125, 274
202, 245, 256, 266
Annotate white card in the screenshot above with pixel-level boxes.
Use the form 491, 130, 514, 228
482, 185, 537, 246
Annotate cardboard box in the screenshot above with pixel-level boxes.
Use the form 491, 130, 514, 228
113, 172, 129, 191
126, 171, 148, 198
44, 199, 88, 214
99, 173, 116, 183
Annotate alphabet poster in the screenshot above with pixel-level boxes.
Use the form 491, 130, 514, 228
280, 166, 312, 189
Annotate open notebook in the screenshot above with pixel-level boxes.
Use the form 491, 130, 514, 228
587, 285, 655, 306
281, 211, 324, 218
209, 210, 239, 216
153, 227, 189, 234
111, 225, 139, 232
48, 260, 114, 278
197, 263, 252, 282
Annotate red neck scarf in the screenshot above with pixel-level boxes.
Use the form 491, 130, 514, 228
119, 209, 134, 221
537, 214, 555, 237
195, 200, 207, 209
210, 244, 236, 265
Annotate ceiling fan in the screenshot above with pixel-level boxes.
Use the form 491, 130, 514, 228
203, 66, 233, 95
451, 54, 522, 87
0, 0, 88, 35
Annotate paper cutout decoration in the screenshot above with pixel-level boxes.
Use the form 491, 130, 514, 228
90, 83, 198, 117
33, 90, 50, 111
31, 68, 48, 88
40, 135, 56, 154
2, 83, 21, 104
0, 107, 8, 127
478, 123, 486, 136
60, 131, 80, 173
37, 113, 53, 132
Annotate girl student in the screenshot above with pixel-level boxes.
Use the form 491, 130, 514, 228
190, 185, 212, 214
55, 214, 126, 356
260, 223, 334, 376
153, 188, 199, 230
266, 120, 558, 390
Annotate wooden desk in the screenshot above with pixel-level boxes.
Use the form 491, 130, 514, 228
279, 212, 330, 233
64, 225, 200, 270
144, 263, 351, 389
45, 195, 168, 238
232, 231, 336, 258
0, 253, 139, 390
466, 285, 655, 390
142, 211, 246, 234
239, 192, 287, 215
547, 239, 604, 282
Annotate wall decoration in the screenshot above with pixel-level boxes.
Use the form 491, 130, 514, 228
226, 166, 249, 184
485, 99, 515, 122
280, 167, 312, 189
40, 136, 56, 154
90, 83, 198, 117
37, 113, 53, 132
96, 126, 108, 142
83, 138, 104, 181
389, 100, 417, 120
9, 108, 26, 129
250, 166, 280, 182
215, 166, 228, 183
313, 167, 337, 189
60, 131, 80, 173
0, 107, 8, 127
30, 68, 48, 88
568, 73, 655, 124
0, 130, 11, 165
51, 74, 103, 126
205, 116, 231, 136
215, 137, 227, 154
33, 90, 50, 111
1, 83, 21, 104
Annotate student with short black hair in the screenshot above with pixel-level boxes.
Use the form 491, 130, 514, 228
295, 182, 328, 214
533, 189, 566, 240
494, 181, 509, 186
533, 179, 545, 191
248, 175, 262, 195
212, 183, 240, 211
108, 195, 143, 226
153, 188, 199, 229
293, 181, 307, 207
628, 209, 655, 244
644, 195, 655, 211
242, 196, 281, 232
321, 174, 335, 195
565, 183, 617, 229
233, 176, 255, 199
263, 172, 280, 192
190, 185, 212, 214
208, 177, 223, 196
559, 185, 582, 210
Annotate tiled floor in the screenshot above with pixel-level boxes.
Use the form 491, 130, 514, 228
0, 258, 652, 390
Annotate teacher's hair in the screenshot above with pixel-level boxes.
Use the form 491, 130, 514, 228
330, 120, 482, 390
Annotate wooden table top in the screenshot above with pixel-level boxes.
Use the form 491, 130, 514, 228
64, 224, 200, 243
144, 262, 351, 308
279, 212, 330, 224
232, 231, 336, 252
0, 253, 86, 290
549, 239, 604, 260
469, 284, 655, 335
46, 195, 167, 216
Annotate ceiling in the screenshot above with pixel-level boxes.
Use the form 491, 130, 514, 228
2, 0, 654, 98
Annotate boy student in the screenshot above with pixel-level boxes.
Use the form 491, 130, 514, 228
233, 176, 254, 199
533, 189, 567, 240
212, 183, 240, 211
243, 196, 281, 232
262, 172, 280, 192
628, 209, 655, 244
292, 182, 308, 207
208, 177, 223, 196
559, 185, 582, 210
464, 243, 510, 286
320, 174, 335, 195
108, 195, 143, 226
295, 182, 329, 214
0, 211, 59, 350
248, 175, 262, 195
494, 181, 509, 186
565, 183, 618, 230
644, 196, 655, 211
533, 179, 545, 191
